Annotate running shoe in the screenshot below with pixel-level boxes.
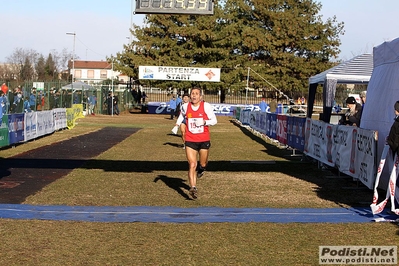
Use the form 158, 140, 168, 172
189, 187, 198, 199
197, 167, 205, 179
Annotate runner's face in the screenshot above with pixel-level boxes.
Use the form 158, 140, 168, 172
183, 96, 190, 103
190, 89, 201, 104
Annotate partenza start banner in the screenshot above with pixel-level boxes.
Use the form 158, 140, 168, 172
139, 66, 221, 82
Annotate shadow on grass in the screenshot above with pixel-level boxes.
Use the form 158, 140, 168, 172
0, 124, 374, 207
154, 175, 191, 200
228, 119, 375, 209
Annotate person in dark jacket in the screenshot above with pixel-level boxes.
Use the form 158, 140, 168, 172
387, 101, 399, 156
339, 96, 362, 126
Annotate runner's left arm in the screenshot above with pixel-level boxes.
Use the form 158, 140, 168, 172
203, 102, 217, 126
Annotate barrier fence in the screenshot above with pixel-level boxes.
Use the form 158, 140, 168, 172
0, 104, 84, 149
236, 108, 378, 190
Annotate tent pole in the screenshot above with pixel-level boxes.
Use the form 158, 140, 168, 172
245, 67, 250, 107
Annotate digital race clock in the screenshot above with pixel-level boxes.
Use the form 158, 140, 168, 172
135, 0, 214, 15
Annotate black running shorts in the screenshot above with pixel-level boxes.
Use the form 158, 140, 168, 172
185, 141, 211, 151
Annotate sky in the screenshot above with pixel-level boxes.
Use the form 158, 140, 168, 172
1, 0, 399, 63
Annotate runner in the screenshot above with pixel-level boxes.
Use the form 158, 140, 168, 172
179, 87, 217, 199
171, 93, 190, 148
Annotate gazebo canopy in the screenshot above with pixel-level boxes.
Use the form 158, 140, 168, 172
62, 81, 94, 91
307, 53, 374, 122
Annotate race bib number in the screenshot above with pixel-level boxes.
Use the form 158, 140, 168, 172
187, 117, 204, 134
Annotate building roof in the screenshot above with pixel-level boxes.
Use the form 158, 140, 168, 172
309, 53, 373, 84
69, 60, 112, 69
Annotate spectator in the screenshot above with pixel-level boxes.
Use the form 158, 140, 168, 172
12, 89, 24, 113
131, 88, 138, 106
387, 101, 399, 157
339, 96, 362, 126
259, 98, 267, 112
141, 90, 147, 104
0, 91, 5, 117
137, 89, 142, 105
268, 97, 277, 113
24, 96, 31, 112
29, 89, 36, 111
107, 92, 119, 115
0, 90, 8, 115
175, 94, 182, 117
1, 83, 8, 95
359, 91, 366, 107
88, 94, 97, 115
113, 93, 120, 115
168, 95, 177, 119
300, 95, 306, 105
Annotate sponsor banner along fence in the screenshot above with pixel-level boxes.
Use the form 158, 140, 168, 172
237, 110, 377, 190
304, 118, 377, 189
147, 102, 259, 117
146, 102, 291, 117
239, 110, 306, 152
0, 106, 80, 149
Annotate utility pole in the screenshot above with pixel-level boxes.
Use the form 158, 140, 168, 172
66, 32, 76, 108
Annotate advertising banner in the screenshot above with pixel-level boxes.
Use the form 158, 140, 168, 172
339, 126, 376, 189
276, 114, 287, 145
266, 113, 277, 140
8, 113, 24, 145
147, 102, 240, 117
287, 116, 306, 151
53, 108, 67, 130
0, 115, 9, 148
36, 111, 46, 137
139, 66, 221, 82
304, 118, 377, 189
25, 111, 37, 141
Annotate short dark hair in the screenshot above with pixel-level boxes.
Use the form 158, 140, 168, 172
191, 87, 202, 95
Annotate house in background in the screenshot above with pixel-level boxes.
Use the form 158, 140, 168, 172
68, 60, 126, 85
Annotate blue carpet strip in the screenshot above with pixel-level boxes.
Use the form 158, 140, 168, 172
0, 204, 396, 223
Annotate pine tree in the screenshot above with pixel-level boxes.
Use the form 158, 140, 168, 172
113, 0, 343, 97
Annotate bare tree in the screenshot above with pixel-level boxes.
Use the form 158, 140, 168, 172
6, 48, 39, 83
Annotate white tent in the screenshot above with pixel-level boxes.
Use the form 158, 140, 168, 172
307, 53, 373, 123
360, 37, 399, 189
62, 81, 94, 91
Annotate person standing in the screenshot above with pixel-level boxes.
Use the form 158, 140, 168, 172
23, 96, 31, 112
172, 93, 190, 148
359, 91, 366, 107
113, 93, 120, 115
179, 87, 217, 199
131, 88, 138, 107
29, 89, 36, 111
0, 91, 5, 118
387, 101, 399, 157
339, 96, 362, 126
168, 95, 177, 119
259, 98, 267, 112
268, 97, 277, 113
141, 90, 147, 104
106, 92, 113, 115
175, 94, 182, 117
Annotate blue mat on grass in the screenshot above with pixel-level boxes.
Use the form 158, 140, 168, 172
0, 204, 397, 223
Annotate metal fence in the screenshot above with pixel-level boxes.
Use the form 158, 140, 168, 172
1, 80, 328, 115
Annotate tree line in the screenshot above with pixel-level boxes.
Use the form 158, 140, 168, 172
0, 48, 73, 85
112, 0, 344, 98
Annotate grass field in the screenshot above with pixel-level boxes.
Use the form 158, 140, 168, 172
0, 112, 397, 265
